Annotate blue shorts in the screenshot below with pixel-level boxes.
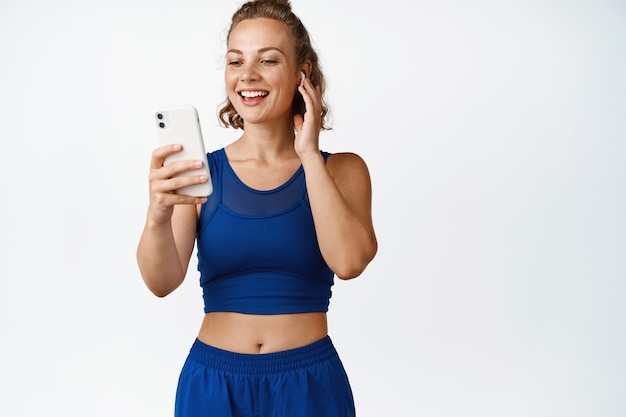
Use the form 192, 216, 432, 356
174, 336, 356, 417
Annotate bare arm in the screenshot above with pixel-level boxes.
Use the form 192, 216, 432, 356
136, 144, 208, 296
299, 151, 377, 279
294, 73, 377, 279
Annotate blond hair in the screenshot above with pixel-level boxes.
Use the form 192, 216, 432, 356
218, 0, 330, 130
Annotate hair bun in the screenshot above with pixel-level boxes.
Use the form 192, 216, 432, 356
255, 0, 292, 9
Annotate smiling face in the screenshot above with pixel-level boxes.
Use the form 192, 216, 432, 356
225, 18, 301, 129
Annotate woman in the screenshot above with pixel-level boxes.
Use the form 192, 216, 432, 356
136, 1, 377, 415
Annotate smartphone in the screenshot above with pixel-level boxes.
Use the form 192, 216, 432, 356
155, 105, 213, 197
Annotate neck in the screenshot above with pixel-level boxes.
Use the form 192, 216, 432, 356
232, 121, 297, 161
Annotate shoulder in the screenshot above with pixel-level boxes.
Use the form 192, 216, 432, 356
206, 147, 226, 170
326, 152, 372, 193
327, 152, 371, 178
208, 147, 225, 159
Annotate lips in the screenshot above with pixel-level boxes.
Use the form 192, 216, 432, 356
238, 90, 269, 105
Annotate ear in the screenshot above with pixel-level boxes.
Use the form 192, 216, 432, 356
300, 61, 312, 79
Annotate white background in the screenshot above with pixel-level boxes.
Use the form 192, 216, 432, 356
1, 0, 625, 416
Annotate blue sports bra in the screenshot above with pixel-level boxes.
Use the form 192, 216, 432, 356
196, 148, 334, 314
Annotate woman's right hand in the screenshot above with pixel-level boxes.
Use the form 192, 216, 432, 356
138, 144, 205, 297
147, 144, 209, 224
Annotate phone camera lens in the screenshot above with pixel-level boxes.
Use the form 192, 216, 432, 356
159, 122, 165, 128
157, 113, 164, 119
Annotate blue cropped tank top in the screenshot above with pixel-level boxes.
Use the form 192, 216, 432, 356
196, 148, 334, 315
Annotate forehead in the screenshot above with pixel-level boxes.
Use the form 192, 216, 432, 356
228, 18, 294, 51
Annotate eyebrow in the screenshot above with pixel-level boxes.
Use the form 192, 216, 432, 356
226, 47, 286, 55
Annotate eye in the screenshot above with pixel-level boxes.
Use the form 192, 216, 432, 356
227, 60, 243, 66
260, 59, 278, 65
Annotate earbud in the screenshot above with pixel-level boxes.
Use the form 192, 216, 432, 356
300, 71, 305, 84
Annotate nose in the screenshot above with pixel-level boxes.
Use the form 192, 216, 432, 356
240, 63, 259, 82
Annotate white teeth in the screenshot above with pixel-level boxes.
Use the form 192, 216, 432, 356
240, 91, 268, 98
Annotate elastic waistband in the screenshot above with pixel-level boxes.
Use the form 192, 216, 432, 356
187, 336, 337, 375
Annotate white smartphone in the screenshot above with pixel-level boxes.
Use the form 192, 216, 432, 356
155, 105, 213, 197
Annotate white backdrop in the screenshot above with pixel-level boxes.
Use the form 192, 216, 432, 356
1, 0, 625, 416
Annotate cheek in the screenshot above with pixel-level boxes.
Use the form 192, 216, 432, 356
224, 71, 236, 87
224, 73, 239, 99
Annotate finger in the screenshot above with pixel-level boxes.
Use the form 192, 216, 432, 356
293, 114, 304, 132
152, 190, 207, 207
150, 144, 182, 169
300, 77, 321, 101
150, 169, 208, 194
162, 159, 205, 179
299, 82, 322, 117
167, 174, 209, 194
148, 160, 207, 187
150, 159, 205, 187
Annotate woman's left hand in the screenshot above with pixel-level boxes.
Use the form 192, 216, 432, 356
293, 76, 322, 157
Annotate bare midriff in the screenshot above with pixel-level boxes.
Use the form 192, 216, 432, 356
197, 312, 328, 354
